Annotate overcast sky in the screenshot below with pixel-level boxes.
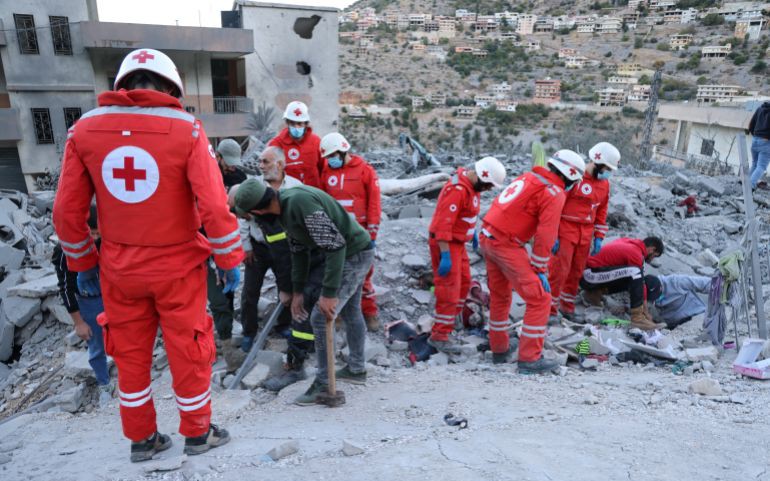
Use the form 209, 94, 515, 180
97, 0, 356, 27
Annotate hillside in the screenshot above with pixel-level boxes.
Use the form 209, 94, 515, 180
337, 0, 767, 162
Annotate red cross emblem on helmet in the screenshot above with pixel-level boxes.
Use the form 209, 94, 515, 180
569, 168, 577, 176
132, 50, 155, 64
482, 170, 489, 178
293, 108, 303, 117
342, 141, 349, 149
594, 152, 602, 160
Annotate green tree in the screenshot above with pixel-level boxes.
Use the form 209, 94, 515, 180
701, 13, 724, 26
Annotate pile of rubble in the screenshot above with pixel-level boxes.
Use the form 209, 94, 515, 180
2, 155, 769, 422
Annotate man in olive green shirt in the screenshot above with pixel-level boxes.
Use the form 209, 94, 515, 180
234, 179, 374, 405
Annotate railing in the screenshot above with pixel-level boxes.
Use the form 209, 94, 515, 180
213, 96, 253, 114
654, 146, 734, 175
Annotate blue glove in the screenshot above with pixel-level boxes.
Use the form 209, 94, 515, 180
537, 273, 551, 293
219, 267, 241, 294
76, 266, 101, 296
591, 238, 603, 256
437, 251, 452, 277
552, 239, 560, 254
471, 230, 479, 252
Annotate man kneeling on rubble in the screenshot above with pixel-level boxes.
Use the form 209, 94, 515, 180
645, 274, 711, 330
234, 178, 373, 405
579, 237, 665, 330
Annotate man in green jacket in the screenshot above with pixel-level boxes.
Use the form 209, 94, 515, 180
234, 179, 374, 405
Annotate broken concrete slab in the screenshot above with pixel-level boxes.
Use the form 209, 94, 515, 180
695, 177, 725, 196
2, 296, 41, 328
55, 384, 86, 413
142, 455, 187, 473
241, 363, 270, 390
0, 313, 13, 362
688, 378, 723, 396
685, 346, 719, 363
265, 440, 299, 461
398, 205, 421, 219
64, 351, 113, 378
411, 290, 433, 305
0, 245, 25, 271
401, 254, 428, 269
342, 440, 365, 456
0, 362, 10, 383
212, 389, 252, 414
43, 297, 73, 325
7, 274, 59, 298
696, 249, 719, 268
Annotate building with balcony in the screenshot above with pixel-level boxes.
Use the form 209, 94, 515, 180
428, 92, 446, 106
735, 18, 765, 41
495, 99, 517, 112
533, 19, 554, 34
649, 0, 676, 10
670, 34, 693, 50
456, 105, 478, 118
701, 44, 732, 59
616, 63, 644, 76
565, 56, 588, 68
628, 84, 651, 102
595, 87, 627, 106
609, 76, 639, 84
596, 17, 623, 34
0, 0, 255, 192
516, 15, 537, 35
558, 47, 577, 58
697, 84, 744, 103
489, 81, 512, 98
577, 21, 596, 34
474, 94, 496, 108
627, 0, 646, 10
534, 78, 561, 104
411, 96, 425, 108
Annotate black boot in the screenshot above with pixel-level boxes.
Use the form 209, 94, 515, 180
130, 432, 172, 463
183, 424, 231, 455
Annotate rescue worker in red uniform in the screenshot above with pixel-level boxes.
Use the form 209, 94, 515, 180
319, 133, 383, 331
480, 150, 585, 373
427, 157, 506, 354
580, 236, 665, 331
52, 49, 243, 463
268, 101, 324, 188
548, 142, 620, 321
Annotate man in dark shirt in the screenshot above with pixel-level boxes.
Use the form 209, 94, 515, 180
53, 206, 113, 405
748, 102, 770, 189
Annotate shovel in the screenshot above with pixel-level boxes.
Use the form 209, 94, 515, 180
316, 313, 345, 407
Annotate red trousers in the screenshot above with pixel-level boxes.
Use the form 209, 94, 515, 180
480, 234, 550, 362
548, 221, 593, 315
429, 240, 471, 341
98, 262, 214, 442
361, 265, 378, 317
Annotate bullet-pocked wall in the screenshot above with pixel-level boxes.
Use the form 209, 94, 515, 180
238, 1, 340, 137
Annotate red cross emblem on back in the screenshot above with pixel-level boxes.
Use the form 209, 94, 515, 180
293, 108, 302, 117
113, 157, 146, 191
132, 50, 155, 64
505, 185, 517, 196
594, 152, 602, 160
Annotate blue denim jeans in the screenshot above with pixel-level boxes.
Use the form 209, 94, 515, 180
750, 137, 770, 188
76, 295, 110, 385
310, 248, 375, 386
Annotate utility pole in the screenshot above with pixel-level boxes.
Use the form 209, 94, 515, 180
639, 68, 662, 168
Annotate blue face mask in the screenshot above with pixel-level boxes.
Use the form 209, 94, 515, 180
289, 126, 305, 139
327, 156, 343, 169
597, 171, 612, 180
654, 293, 665, 306
565, 182, 575, 191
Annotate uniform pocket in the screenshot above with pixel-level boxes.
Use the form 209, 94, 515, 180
186, 315, 216, 364
97, 313, 117, 356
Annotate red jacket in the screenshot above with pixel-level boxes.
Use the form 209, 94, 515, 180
586, 237, 646, 269
482, 166, 566, 273
560, 173, 610, 239
429, 168, 481, 243
268, 127, 324, 188
320, 154, 382, 240
52, 89, 243, 280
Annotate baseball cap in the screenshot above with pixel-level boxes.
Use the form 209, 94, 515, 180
216, 139, 242, 167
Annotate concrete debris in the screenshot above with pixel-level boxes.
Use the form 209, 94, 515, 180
688, 378, 724, 397
2, 296, 41, 328
411, 290, 433, 305
342, 440, 365, 456
7, 274, 59, 298
696, 249, 719, 268
0, 314, 13, 362
0, 245, 25, 271
142, 455, 187, 473
685, 346, 719, 363
54, 384, 86, 413
265, 440, 299, 461
0, 453, 11, 465
42, 297, 73, 325
241, 364, 270, 390
401, 254, 427, 269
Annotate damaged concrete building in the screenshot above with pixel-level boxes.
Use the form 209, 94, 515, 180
1, 0, 340, 193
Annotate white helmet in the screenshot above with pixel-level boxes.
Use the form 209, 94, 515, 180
548, 149, 586, 182
283, 101, 310, 122
474, 156, 506, 188
319, 132, 351, 158
589, 142, 620, 170
114, 48, 184, 97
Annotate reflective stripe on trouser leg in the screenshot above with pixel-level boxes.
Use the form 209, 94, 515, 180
560, 231, 592, 314
361, 264, 378, 317
429, 241, 467, 341
480, 235, 514, 354
482, 236, 550, 360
